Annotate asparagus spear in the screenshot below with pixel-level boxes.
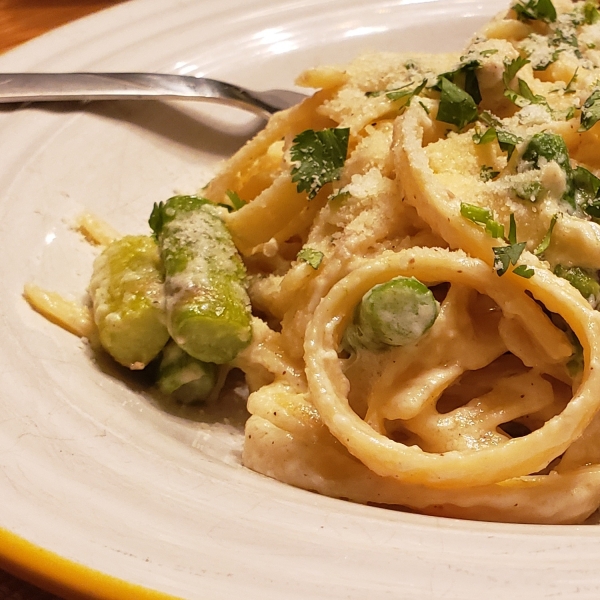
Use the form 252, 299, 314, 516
89, 235, 169, 369
157, 340, 218, 404
343, 276, 439, 352
149, 195, 252, 364
554, 265, 600, 307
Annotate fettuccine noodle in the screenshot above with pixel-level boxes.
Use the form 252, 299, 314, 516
27, 0, 600, 523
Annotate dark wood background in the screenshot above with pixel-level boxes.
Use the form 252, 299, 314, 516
0, 0, 126, 52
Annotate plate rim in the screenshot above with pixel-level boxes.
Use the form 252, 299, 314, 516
4, 0, 600, 598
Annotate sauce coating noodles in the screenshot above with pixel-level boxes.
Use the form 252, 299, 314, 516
233, 0, 600, 523
26, 0, 600, 523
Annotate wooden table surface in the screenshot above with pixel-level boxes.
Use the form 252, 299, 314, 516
0, 1, 128, 598
0, 0, 127, 53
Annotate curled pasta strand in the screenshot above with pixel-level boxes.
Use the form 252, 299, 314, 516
304, 247, 600, 488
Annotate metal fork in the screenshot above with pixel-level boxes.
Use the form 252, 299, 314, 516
0, 73, 308, 119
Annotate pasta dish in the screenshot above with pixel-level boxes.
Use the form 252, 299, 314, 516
25, 0, 600, 524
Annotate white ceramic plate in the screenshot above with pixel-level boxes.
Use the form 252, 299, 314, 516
3, 0, 600, 598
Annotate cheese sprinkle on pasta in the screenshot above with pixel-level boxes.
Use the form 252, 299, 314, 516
26, 0, 600, 524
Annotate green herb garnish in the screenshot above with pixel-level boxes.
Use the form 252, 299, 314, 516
505, 78, 547, 108
492, 214, 534, 277
436, 77, 479, 130
226, 190, 246, 210
493, 242, 527, 276
290, 128, 350, 199
552, 27, 580, 53
473, 127, 498, 145
513, 264, 535, 278
480, 165, 500, 181
436, 59, 482, 105
328, 189, 351, 203
502, 57, 549, 109
573, 165, 600, 215
522, 132, 571, 172
508, 213, 518, 245
521, 132, 575, 208
503, 56, 530, 88
387, 79, 426, 103
512, 0, 557, 23
480, 49, 499, 57
513, 181, 544, 202
579, 89, 600, 132
474, 113, 522, 159
365, 79, 426, 106
564, 68, 579, 94
585, 0, 600, 24
297, 247, 324, 269
534, 214, 558, 255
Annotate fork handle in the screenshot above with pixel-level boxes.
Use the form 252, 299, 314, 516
0, 73, 277, 118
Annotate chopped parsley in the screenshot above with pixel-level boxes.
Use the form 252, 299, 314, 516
388, 80, 427, 103
573, 165, 600, 218
564, 68, 578, 94
551, 27, 580, 50
436, 59, 482, 105
436, 77, 479, 130
297, 247, 324, 269
534, 213, 558, 256
393, 80, 425, 103
474, 112, 522, 159
473, 127, 498, 145
520, 132, 575, 208
579, 89, 600, 132
508, 213, 518, 245
461, 205, 534, 278
584, 0, 600, 24
480, 165, 500, 182
493, 214, 534, 278
522, 132, 571, 172
365, 79, 426, 106
512, 0, 557, 23
513, 264, 535, 278
498, 130, 524, 156
512, 181, 544, 202
290, 128, 350, 200
505, 78, 547, 108
503, 56, 530, 88
328, 189, 351, 203
493, 242, 528, 276
501, 57, 550, 109
530, 49, 559, 72
225, 190, 246, 210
